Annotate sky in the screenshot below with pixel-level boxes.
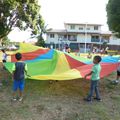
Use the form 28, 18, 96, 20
39, 0, 109, 30
8, 0, 109, 42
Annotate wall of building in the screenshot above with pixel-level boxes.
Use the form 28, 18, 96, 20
77, 34, 91, 43
109, 36, 120, 45
46, 33, 58, 44
65, 24, 101, 33
46, 23, 120, 51
46, 33, 119, 45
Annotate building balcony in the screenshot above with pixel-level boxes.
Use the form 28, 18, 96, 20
91, 39, 109, 43
101, 39, 109, 43
91, 39, 100, 42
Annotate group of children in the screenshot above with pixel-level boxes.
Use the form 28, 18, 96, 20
1, 49, 120, 102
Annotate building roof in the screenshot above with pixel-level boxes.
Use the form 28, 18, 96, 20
46, 29, 67, 33
46, 29, 112, 36
46, 29, 100, 34
100, 31, 112, 35
64, 22, 102, 26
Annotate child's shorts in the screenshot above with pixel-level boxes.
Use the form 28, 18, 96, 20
13, 80, 25, 91
117, 71, 120, 76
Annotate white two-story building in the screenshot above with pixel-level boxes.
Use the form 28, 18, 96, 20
45, 23, 120, 52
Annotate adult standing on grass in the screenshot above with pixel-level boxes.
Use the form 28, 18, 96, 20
12, 52, 28, 102
84, 55, 102, 102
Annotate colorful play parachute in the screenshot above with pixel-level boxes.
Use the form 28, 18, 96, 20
5, 43, 120, 80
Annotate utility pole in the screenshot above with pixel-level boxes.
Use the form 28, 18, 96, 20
84, 22, 87, 53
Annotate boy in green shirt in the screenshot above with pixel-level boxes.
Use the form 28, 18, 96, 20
84, 55, 102, 102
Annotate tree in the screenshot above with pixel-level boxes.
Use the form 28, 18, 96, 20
35, 19, 48, 47
102, 41, 107, 49
0, 0, 45, 44
2, 36, 10, 46
106, 0, 120, 37
36, 35, 45, 47
35, 15, 46, 47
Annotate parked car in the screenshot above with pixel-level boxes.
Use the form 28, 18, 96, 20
7, 45, 18, 51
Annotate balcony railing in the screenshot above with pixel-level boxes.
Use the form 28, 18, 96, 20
91, 39, 109, 43
91, 39, 100, 42
101, 39, 109, 43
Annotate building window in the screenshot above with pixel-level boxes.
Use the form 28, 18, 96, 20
70, 25, 75, 30
79, 27, 83, 30
64, 35, 67, 39
64, 35, 67, 38
92, 36, 99, 39
50, 34, 54, 38
87, 28, 90, 30
94, 26, 98, 30
91, 36, 100, 42
69, 43, 79, 50
101, 36, 110, 43
68, 35, 77, 41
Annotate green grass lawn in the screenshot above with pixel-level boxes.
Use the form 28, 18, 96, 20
0, 51, 120, 120
0, 68, 120, 120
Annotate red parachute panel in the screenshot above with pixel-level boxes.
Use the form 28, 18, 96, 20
11, 48, 49, 62
65, 54, 86, 69
76, 63, 118, 79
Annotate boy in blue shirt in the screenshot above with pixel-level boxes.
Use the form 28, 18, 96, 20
84, 55, 102, 102
12, 53, 28, 101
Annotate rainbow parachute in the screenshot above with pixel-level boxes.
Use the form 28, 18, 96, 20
5, 43, 120, 80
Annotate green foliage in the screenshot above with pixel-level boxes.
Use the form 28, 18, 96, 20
36, 35, 45, 47
2, 36, 10, 46
102, 41, 107, 48
0, 0, 45, 40
35, 20, 47, 47
106, 0, 120, 37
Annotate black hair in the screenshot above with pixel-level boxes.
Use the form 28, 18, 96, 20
1, 49, 5, 53
94, 55, 102, 63
15, 53, 22, 60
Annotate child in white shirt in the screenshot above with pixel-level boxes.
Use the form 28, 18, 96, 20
1, 49, 8, 63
